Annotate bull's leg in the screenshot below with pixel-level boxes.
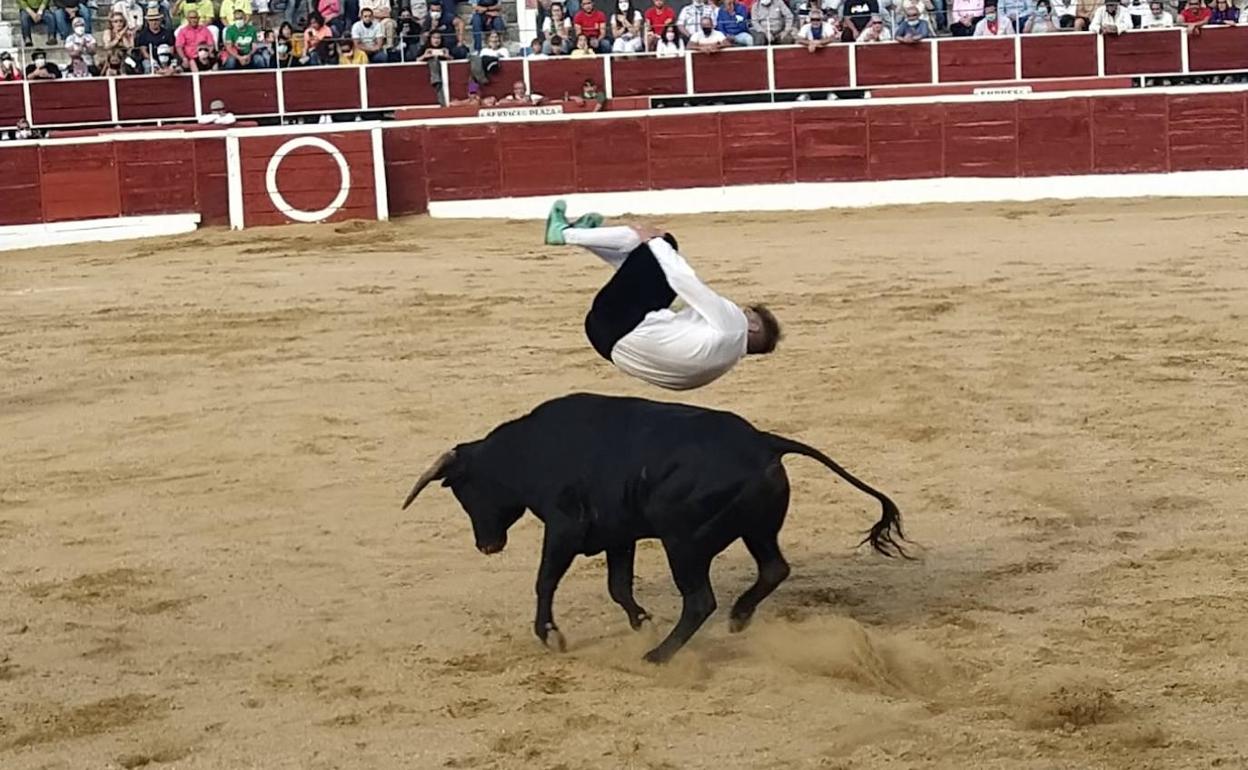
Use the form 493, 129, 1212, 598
729, 465, 792, 633
642, 548, 716, 664
728, 532, 791, 633
606, 544, 651, 630
534, 536, 577, 653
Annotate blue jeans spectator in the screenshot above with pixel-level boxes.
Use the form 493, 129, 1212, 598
470, 11, 505, 50
52, 5, 92, 41
21, 11, 55, 43
728, 31, 752, 45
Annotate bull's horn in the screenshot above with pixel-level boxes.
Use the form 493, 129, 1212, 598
402, 449, 456, 510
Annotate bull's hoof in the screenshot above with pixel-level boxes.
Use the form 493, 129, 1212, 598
728, 614, 752, 633
543, 627, 567, 653
629, 612, 652, 631
642, 646, 671, 665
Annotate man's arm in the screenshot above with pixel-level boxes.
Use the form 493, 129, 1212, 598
645, 235, 746, 332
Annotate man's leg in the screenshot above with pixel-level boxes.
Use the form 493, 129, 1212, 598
544, 199, 603, 244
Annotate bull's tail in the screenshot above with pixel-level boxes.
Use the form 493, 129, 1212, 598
767, 433, 911, 560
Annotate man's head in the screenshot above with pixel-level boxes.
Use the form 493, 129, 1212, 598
581, 0, 595, 12
0, 52, 12, 71
904, 4, 920, 20
147, 8, 162, 28
429, 30, 444, 46
984, 2, 998, 18
233, 9, 246, 26
32, 49, 47, 67
744, 304, 782, 355
188, 10, 201, 26
809, 6, 823, 22
362, 7, 374, 23
1104, 0, 1118, 9
700, 15, 715, 33
72, 16, 87, 35
512, 79, 527, 98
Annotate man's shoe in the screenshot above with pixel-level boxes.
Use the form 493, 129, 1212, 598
545, 199, 569, 245
571, 212, 604, 229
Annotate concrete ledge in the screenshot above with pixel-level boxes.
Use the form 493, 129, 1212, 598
0, 213, 202, 252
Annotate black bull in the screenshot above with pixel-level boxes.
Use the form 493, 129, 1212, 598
402, 393, 908, 664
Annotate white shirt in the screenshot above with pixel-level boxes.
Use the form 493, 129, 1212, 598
691, 28, 728, 44
1142, 8, 1173, 25
611, 237, 748, 391
480, 43, 510, 57
352, 20, 386, 46
655, 38, 685, 55
1089, 4, 1132, 31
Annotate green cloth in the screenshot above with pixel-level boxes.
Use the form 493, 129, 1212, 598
224, 22, 257, 54
18, 0, 47, 12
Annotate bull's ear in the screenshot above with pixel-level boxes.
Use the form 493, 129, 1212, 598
402, 449, 457, 510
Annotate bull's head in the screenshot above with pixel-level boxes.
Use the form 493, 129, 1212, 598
402, 445, 525, 555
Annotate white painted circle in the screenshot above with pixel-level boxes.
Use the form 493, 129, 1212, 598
264, 136, 351, 224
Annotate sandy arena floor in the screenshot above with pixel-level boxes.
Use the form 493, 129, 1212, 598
2, 200, 1247, 770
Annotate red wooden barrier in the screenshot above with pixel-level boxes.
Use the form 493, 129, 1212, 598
0, 145, 43, 225
856, 41, 932, 86
937, 37, 1015, 83
1020, 34, 1098, 79
1104, 29, 1182, 75
772, 46, 852, 90
238, 131, 377, 226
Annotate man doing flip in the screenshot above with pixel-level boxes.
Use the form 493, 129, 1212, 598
545, 200, 782, 391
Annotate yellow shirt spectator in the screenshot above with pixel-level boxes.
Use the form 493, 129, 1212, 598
338, 46, 369, 65
218, 0, 252, 24
175, 0, 216, 25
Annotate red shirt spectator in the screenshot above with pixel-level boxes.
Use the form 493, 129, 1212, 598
0, 52, 22, 81
644, 0, 676, 38
175, 13, 216, 66
574, 0, 608, 39
1180, 0, 1212, 24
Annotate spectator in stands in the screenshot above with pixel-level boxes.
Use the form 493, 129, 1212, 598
428, 23, 471, 57
64, 15, 98, 66
63, 43, 100, 77
471, 0, 507, 50
99, 51, 126, 75
654, 20, 685, 52
750, 0, 795, 42
425, 1, 469, 54
1073, 0, 1097, 27
25, 49, 63, 78
570, 77, 606, 109
111, 0, 141, 30
1143, 0, 1173, 24
716, 0, 753, 44
352, 7, 387, 61
480, 28, 509, 58
896, 2, 934, 37
612, 0, 646, 51
104, 13, 135, 57
890, 0, 936, 31
223, 8, 264, 68
688, 12, 731, 47
856, 11, 892, 35
1049, 0, 1078, 25
153, 42, 183, 73
220, 0, 254, 29
392, 8, 423, 61
542, 2, 574, 49
17, 0, 51, 48
569, 30, 597, 54
198, 98, 236, 123
841, 0, 879, 35
501, 78, 538, 102
303, 11, 333, 62
360, 0, 391, 23
1024, 0, 1060, 28
575, 0, 612, 52
522, 35, 545, 54
318, 0, 344, 33
418, 28, 456, 67
998, 0, 1032, 29
191, 42, 220, 68
136, 8, 176, 70
176, 9, 215, 68
1124, 0, 1148, 26
797, 5, 838, 46
644, 0, 676, 48
50, 0, 92, 46
1209, 0, 1239, 23
1089, 0, 1130, 31
973, 1, 1015, 30
174, 0, 216, 28
337, 36, 369, 62
1180, 0, 1211, 31
950, 0, 983, 32
0, 52, 23, 81
678, 0, 718, 38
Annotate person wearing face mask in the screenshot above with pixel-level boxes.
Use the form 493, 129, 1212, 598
688, 13, 729, 49
219, 0, 255, 29
65, 15, 98, 66
152, 42, 183, 74
677, 0, 718, 38
352, 7, 388, 62
175, 9, 215, 68
190, 43, 219, 70
750, 0, 795, 42
273, 35, 299, 67
1024, 0, 1059, 29
391, 9, 423, 60
0, 52, 23, 82
223, 8, 259, 68
644, 0, 675, 48
424, 0, 469, 52
895, 3, 933, 38
973, 1, 1015, 32
25, 49, 63, 78
612, 0, 645, 52
50, 0, 92, 46
654, 20, 684, 52
997, 0, 1032, 29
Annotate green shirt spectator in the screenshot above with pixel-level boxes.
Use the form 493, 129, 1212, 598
225, 15, 257, 54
